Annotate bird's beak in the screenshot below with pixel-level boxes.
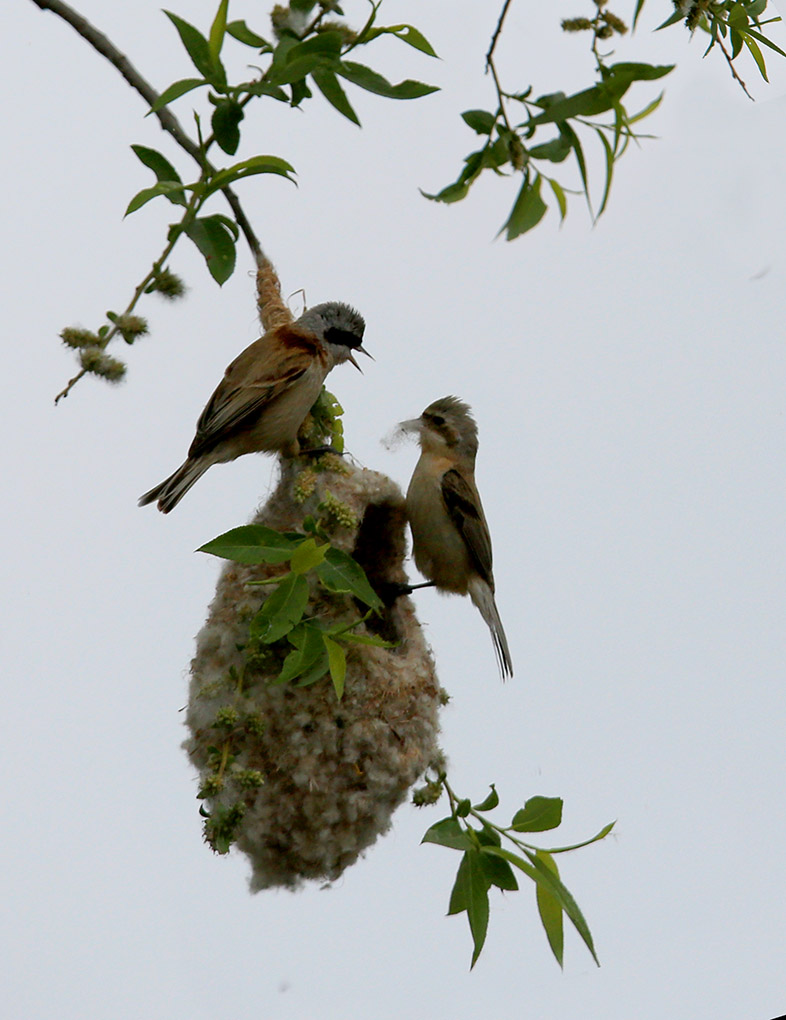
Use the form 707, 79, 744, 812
348, 345, 373, 372
397, 416, 423, 436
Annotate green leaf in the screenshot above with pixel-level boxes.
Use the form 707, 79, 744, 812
205, 212, 239, 239
743, 25, 786, 59
338, 631, 396, 647
595, 128, 614, 218
290, 78, 313, 107
562, 122, 591, 213
290, 537, 328, 574
226, 20, 271, 49
270, 55, 333, 86
528, 134, 571, 162
124, 181, 188, 216
502, 173, 547, 240
473, 785, 499, 812
531, 84, 615, 124
511, 795, 563, 832
461, 109, 496, 135
484, 846, 599, 965
238, 80, 289, 102
547, 177, 567, 221
422, 816, 472, 851
363, 23, 439, 56
531, 64, 672, 125
267, 32, 344, 85
524, 848, 597, 964
605, 61, 674, 85
203, 155, 296, 197
209, 0, 229, 65
543, 820, 616, 854
479, 848, 519, 891
742, 31, 769, 79
290, 31, 345, 57
626, 90, 664, 126
315, 547, 383, 609
249, 573, 309, 644
448, 854, 470, 914
535, 850, 564, 967
450, 851, 491, 968
130, 145, 183, 186
632, 0, 647, 30
312, 67, 360, 125
197, 525, 300, 564
211, 99, 244, 155
185, 215, 237, 285
323, 635, 347, 698
130, 145, 186, 205
475, 826, 501, 848
267, 35, 300, 80
296, 658, 331, 686
337, 61, 439, 100
274, 622, 327, 684
420, 180, 471, 204
147, 77, 206, 115
655, 10, 685, 30
164, 11, 226, 87
728, 1, 749, 30
386, 23, 438, 57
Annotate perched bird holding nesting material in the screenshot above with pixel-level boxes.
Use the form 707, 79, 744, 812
399, 396, 513, 679
139, 302, 368, 513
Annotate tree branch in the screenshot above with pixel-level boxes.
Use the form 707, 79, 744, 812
28, 0, 263, 256
486, 0, 514, 70
486, 0, 515, 136
715, 31, 754, 101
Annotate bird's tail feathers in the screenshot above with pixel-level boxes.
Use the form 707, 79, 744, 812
138, 457, 211, 514
468, 578, 514, 680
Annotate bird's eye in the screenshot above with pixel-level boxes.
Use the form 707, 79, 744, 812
431, 415, 445, 426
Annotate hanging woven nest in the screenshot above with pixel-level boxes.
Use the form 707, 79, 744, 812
184, 457, 444, 890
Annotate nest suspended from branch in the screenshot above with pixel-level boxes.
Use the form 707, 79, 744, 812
184, 458, 444, 890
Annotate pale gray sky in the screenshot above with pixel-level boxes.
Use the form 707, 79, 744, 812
4, 2, 786, 1018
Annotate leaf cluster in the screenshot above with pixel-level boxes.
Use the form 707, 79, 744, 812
424, 60, 673, 238
129, 0, 437, 280
54, 0, 438, 400
199, 517, 387, 700
654, 0, 784, 85
422, 779, 614, 968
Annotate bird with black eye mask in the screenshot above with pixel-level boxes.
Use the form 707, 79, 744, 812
139, 302, 369, 513
398, 396, 513, 679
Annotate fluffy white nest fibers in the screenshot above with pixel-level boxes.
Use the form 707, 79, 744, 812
184, 458, 443, 890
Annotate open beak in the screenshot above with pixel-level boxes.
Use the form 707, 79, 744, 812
348, 345, 373, 372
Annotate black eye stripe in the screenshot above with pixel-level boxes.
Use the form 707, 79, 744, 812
324, 326, 362, 349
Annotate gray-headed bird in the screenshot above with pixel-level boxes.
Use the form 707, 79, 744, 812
139, 302, 368, 513
399, 396, 513, 679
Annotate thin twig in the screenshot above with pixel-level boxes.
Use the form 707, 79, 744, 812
53, 191, 199, 403
485, 0, 516, 135
28, 0, 263, 255
486, 0, 514, 69
715, 31, 754, 101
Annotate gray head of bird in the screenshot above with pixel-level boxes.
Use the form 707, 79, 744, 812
399, 395, 479, 462
297, 301, 371, 371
